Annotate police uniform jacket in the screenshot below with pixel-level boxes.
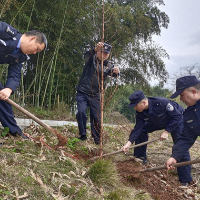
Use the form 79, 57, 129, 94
172, 99, 200, 162
77, 49, 118, 96
129, 97, 184, 143
0, 21, 27, 92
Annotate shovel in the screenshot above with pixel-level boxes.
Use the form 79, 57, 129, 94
91, 138, 160, 160
135, 158, 200, 173
6, 98, 68, 149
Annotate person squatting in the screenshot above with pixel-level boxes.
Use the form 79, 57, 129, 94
122, 90, 192, 185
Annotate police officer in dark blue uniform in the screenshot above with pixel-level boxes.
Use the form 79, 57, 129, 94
122, 90, 193, 185
166, 76, 200, 185
0, 21, 47, 138
76, 42, 119, 144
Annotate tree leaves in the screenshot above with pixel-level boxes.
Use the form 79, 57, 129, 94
1, 0, 170, 110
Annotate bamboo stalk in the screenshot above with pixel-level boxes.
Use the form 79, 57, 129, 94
37, 52, 46, 107
48, 1, 69, 109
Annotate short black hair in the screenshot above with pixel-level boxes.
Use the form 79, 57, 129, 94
25, 30, 47, 50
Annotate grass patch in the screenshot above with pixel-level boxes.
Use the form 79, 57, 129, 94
67, 138, 81, 149
105, 189, 128, 200
87, 159, 119, 189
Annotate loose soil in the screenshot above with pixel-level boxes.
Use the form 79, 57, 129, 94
2, 121, 200, 199
77, 148, 199, 200
77, 131, 200, 200
116, 158, 196, 200
114, 132, 200, 200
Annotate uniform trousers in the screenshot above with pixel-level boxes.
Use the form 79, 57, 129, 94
0, 83, 21, 134
76, 91, 101, 144
134, 123, 193, 183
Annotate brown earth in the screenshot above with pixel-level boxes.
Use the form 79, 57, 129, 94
6, 118, 200, 200
114, 132, 200, 200
77, 147, 198, 200
116, 158, 197, 200
77, 130, 200, 200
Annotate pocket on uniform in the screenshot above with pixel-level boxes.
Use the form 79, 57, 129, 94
191, 126, 200, 136
157, 113, 165, 121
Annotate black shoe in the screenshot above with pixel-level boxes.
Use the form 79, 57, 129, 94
13, 131, 29, 139
94, 141, 100, 145
181, 182, 189, 187
78, 135, 87, 141
135, 157, 148, 165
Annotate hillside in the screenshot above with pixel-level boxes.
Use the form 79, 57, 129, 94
0, 122, 200, 200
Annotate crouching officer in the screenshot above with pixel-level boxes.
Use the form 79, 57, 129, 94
166, 76, 200, 186
122, 90, 193, 185
0, 21, 47, 138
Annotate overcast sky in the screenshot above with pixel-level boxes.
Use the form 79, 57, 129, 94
152, 0, 200, 89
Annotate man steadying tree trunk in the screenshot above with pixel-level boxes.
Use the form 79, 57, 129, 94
76, 42, 119, 144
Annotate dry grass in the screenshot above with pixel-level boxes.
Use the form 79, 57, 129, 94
0, 123, 151, 200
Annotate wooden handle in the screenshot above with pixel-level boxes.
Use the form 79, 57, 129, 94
138, 159, 200, 173
6, 98, 58, 137
91, 138, 160, 160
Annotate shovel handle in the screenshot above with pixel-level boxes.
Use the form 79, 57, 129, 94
6, 98, 57, 136
91, 138, 160, 160
138, 158, 200, 173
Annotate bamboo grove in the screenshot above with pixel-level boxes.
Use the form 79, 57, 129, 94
0, 0, 170, 113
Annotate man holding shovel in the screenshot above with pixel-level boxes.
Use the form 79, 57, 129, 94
122, 90, 193, 185
0, 21, 47, 139
166, 75, 200, 185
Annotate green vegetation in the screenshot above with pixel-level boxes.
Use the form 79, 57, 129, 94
1, 0, 196, 199
67, 138, 81, 150
1, 0, 170, 112
1, 127, 9, 137
87, 159, 119, 188
0, 123, 154, 199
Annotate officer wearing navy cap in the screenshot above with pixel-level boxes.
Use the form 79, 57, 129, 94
166, 76, 200, 184
0, 21, 47, 138
122, 90, 193, 185
76, 42, 119, 144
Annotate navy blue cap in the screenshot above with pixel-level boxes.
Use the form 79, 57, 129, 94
171, 75, 200, 98
101, 43, 112, 53
128, 90, 145, 108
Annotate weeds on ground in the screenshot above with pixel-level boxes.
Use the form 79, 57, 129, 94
1, 127, 9, 137
87, 159, 119, 189
0, 123, 156, 200
67, 138, 81, 149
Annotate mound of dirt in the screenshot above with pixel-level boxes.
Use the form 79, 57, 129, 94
116, 158, 197, 200
105, 111, 131, 125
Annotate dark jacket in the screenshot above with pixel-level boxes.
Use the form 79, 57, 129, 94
172, 99, 200, 162
129, 97, 184, 143
77, 49, 118, 96
0, 21, 28, 92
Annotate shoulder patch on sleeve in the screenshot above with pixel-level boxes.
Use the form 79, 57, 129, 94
6, 26, 17, 36
166, 103, 174, 111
